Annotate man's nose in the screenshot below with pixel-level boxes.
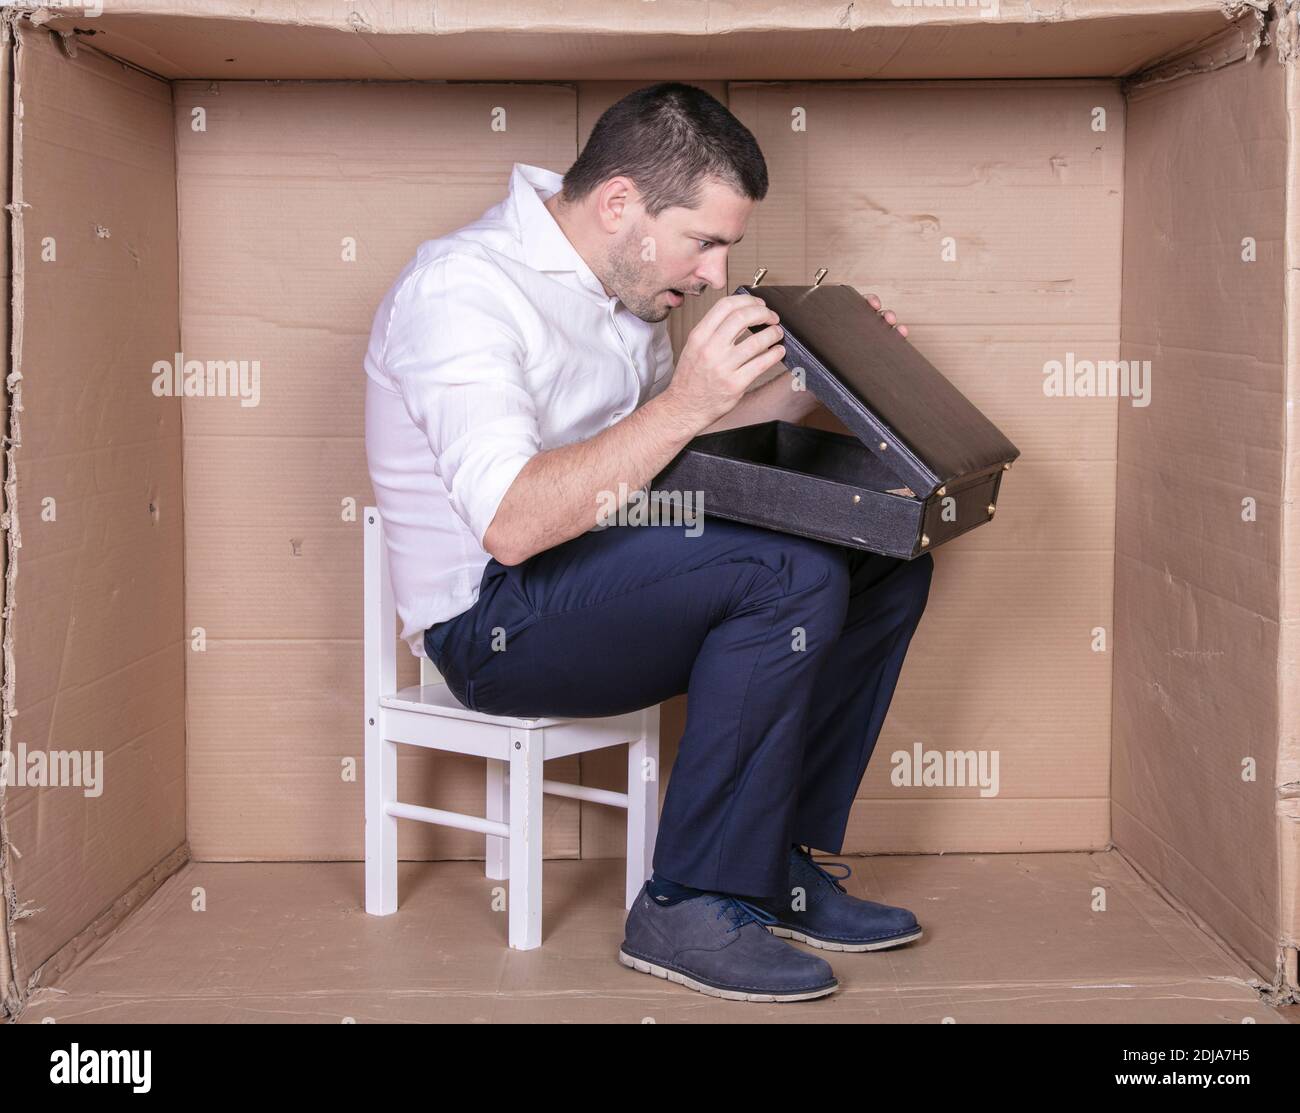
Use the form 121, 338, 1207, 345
694, 251, 729, 291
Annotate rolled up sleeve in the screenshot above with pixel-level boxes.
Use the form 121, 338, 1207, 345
382, 253, 540, 548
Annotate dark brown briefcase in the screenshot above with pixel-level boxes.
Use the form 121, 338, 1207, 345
650, 281, 1021, 560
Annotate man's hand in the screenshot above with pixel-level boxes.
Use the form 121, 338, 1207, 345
700, 290, 911, 434
479, 302, 784, 566
867, 292, 909, 340
660, 294, 786, 428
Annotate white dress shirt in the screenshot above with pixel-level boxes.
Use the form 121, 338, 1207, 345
364, 162, 676, 658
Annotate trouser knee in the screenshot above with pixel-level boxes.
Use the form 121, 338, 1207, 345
741, 535, 852, 627
902, 550, 935, 607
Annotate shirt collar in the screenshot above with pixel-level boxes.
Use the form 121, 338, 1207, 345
511, 162, 611, 301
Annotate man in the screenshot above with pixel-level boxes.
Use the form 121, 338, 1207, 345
364, 82, 933, 1003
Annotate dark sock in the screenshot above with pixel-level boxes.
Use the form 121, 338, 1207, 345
649, 852, 805, 906
647, 872, 708, 906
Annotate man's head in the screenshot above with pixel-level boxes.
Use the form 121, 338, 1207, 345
544, 82, 768, 323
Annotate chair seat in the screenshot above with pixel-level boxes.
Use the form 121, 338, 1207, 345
382, 682, 568, 728
382, 683, 647, 762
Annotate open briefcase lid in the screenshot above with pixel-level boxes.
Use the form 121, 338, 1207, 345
735, 282, 1021, 499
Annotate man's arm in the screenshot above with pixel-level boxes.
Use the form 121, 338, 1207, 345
482, 388, 705, 565
699, 367, 821, 434
483, 293, 785, 565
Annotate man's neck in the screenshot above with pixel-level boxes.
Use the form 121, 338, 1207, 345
543, 191, 614, 298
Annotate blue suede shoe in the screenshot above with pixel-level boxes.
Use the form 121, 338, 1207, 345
754, 845, 924, 952
620, 882, 839, 1002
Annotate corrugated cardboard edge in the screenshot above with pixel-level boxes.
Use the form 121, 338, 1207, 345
19, 0, 1240, 35
1275, 0, 1300, 64
1278, 0, 1300, 1000
1123, 0, 1272, 90
14, 845, 188, 1019
22, 3, 1256, 86
0, 6, 23, 1023
1113, 844, 1296, 1005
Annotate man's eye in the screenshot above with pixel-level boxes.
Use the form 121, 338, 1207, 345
698, 240, 712, 251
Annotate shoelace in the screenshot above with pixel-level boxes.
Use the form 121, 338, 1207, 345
706, 894, 779, 933
795, 846, 852, 895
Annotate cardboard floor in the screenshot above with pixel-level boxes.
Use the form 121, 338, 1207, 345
14, 853, 1295, 1024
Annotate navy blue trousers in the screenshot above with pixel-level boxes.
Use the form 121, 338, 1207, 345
424, 518, 934, 901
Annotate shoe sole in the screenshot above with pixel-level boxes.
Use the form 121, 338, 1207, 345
617, 948, 838, 1003
766, 925, 924, 952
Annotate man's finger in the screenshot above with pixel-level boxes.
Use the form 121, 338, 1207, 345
695, 293, 768, 343
733, 341, 788, 389
726, 323, 784, 372
715, 301, 780, 349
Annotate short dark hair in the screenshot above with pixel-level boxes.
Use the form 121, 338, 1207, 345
560, 82, 768, 218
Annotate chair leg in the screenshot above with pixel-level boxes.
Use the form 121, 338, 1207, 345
508, 726, 544, 949
625, 704, 661, 910
365, 718, 399, 915
486, 758, 508, 880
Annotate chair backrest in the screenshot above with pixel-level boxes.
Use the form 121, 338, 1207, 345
420, 654, 443, 686
364, 505, 444, 694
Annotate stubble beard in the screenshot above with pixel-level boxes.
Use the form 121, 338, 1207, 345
602, 224, 672, 323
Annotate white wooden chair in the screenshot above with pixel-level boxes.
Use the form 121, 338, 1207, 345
363, 505, 660, 949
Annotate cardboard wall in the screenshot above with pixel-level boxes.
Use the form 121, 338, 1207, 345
173, 80, 586, 859
170, 75, 1123, 860
585, 78, 1126, 858
3, 24, 185, 995
730, 79, 1121, 853
1282, 38, 1300, 986
1114, 50, 1288, 980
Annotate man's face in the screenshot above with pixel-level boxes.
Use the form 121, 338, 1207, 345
601, 177, 755, 323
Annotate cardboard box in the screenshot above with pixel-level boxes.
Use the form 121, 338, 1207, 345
651, 281, 1021, 558
1, 0, 1297, 1022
